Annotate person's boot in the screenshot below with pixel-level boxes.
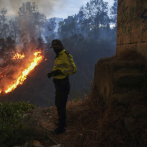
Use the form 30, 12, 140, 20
51, 124, 66, 134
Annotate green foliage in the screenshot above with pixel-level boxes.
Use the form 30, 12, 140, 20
72, 91, 83, 103
0, 101, 36, 146
73, 97, 81, 103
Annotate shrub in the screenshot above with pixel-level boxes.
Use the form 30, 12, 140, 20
0, 101, 36, 146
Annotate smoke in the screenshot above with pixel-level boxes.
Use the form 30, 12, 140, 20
0, 0, 53, 93
0, 58, 4, 65
16, 44, 23, 52
0, 0, 67, 18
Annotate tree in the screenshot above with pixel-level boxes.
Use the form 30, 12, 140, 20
37, 37, 44, 50
110, 0, 118, 41
8, 19, 19, 42
17, 2, 46, 43
6, 37, 15, 52
0, 38, 6, 57
79, 0, 109, 39
16, 2, 47, 53
0, 8, 9, 39
58, 16, 77, 39
44, 17, 57, 44
47, 18, 56, 32
110, 0, 118, 25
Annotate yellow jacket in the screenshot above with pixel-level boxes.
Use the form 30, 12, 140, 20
52, 49, 77, 79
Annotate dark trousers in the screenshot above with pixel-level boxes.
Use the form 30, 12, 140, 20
53, 76, 70, 127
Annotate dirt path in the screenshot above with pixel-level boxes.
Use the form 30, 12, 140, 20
21, 100, 84, 147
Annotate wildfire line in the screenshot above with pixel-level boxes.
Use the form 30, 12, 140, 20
5, 52, 43, 93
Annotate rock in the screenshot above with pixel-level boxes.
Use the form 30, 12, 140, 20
112, 92, 144, 104
93, 59, 146, 106
110, 61, 143, 73
22, 140, 45, 147
113, 73, 144, 87
33, 140, 45, 147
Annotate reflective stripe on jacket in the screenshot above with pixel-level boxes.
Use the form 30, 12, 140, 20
52, 49, 77, 79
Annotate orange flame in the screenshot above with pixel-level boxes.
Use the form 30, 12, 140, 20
12, 53, 25, 60
5, 51, 43, 93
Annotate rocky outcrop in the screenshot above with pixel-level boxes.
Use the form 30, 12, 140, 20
117, 0, 147, 58
93, 58, 146, 105
92, 50, 147, 133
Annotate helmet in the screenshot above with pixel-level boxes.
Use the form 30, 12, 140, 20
50, 39, 63, 49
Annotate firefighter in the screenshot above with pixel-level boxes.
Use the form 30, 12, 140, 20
47, 39, 77, 134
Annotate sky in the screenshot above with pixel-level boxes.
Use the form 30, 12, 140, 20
0, 0, 114, 19
49, 0, 114, 19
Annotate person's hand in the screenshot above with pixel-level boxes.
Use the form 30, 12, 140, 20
47, 73, 52, 78
52, 69, 63, 76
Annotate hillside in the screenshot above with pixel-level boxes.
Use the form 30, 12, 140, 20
0, 48, 96, 107
6, 49, 147, 147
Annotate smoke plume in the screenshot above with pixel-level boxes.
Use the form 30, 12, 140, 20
0, 0, 66, 18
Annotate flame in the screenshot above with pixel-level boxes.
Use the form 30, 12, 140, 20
12, 53, 25, 59
5, 51, 43, 93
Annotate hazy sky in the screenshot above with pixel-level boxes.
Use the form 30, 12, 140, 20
50, 0, 114, 19
1, 0, 114, 19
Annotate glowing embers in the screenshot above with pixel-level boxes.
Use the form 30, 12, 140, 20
5, 51, 43, 93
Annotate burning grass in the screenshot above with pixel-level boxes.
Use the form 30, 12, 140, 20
0, 51, 44, 94
12, 53, 25, 60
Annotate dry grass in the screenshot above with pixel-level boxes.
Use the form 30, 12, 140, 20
59, 92, 128, 147
53, 92, 147, 147
21, 89, 147, 147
